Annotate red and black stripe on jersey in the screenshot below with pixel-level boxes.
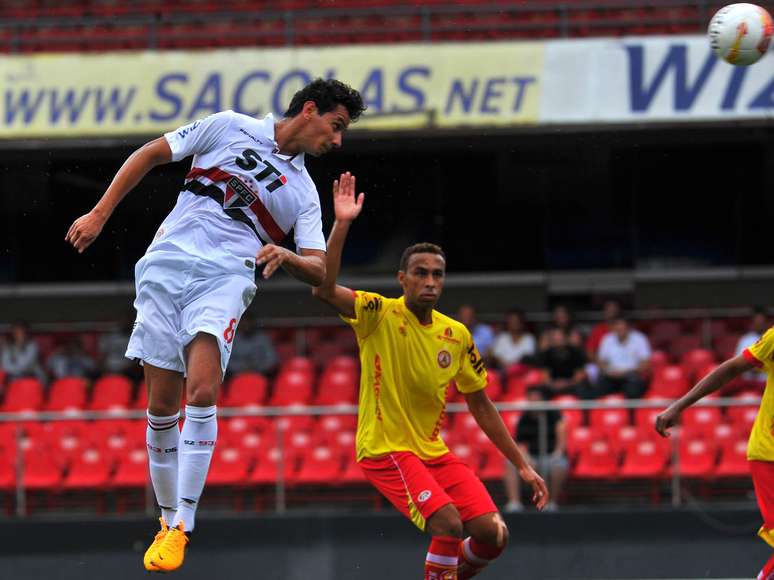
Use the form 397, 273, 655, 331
183, 167, 286, 245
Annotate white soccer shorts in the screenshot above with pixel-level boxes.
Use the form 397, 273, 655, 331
125, 249, 257, 376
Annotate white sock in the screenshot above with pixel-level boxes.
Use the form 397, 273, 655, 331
146, 411, 180, 524
173, 405, 217, 533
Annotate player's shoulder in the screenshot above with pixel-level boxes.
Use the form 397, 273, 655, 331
434, 311, 473, 340
354, 290, 395, 311
754, 325, 774, 348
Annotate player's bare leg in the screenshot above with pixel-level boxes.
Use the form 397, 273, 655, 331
456, 512, 509, 579
424, 504, 463, 579
150, 333, 222, 572
143, 364, 184, 572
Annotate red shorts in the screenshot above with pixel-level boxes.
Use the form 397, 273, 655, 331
751, 460, 774, 547
359, 451, 497, 531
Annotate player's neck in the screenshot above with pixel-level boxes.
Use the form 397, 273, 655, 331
405, 300, 433, 325
273, 118, 303, 155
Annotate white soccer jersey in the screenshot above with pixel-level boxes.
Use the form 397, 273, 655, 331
151, 110, 326, 262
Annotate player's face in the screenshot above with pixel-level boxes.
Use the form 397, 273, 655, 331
399, 253, 446, 309
302, 103, 351, 157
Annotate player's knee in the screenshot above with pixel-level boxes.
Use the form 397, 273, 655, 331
478, 513, 509, 549
186, 379, 218, 406
427, 505, 463, 538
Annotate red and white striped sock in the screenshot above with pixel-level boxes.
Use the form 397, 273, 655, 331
425, 536, 460, 580
758, 552, 774, 580
457, 537, 505, 579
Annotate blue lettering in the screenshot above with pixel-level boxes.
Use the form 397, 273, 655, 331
398, 67, 430, 110
273, 70, 312, 114
233, 71, 270, 117
512, 77, 535, 112
94, 87, 136, 124
187, 73, 222, 120
149, 73, 187, 122
360, 68, 384, 112
480, 77, 505, 114
49, 88, 91, 124
4, 89, 45, 125
627, 44, 718, 112
445, 79, 478, 115
721, 66, 748, 111
177, 120, 201, 139
749, 76, 774, 108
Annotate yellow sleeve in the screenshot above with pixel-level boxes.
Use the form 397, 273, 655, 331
339, 290, 389, 340
454, 326, 488, 394
746, 325, 774, 369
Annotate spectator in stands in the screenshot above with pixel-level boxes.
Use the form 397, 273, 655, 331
735, 307, 769, 388
540, 304, 583, 350
537, 327, 588, 398
0, 321, 45, 382
456, 304, 495, 358
586, 299, 622, 360
46, 336, 97, 380
504, 386, 566, 512
594, 316, 651, 399
491, 309, 536, 372
97, 313, 138, 379
226, 315, 278, 377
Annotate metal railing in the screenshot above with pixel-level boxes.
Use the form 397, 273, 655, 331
0, 395, 758, 517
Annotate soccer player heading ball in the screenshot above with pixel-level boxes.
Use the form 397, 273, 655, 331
313, 173, 549, 579
65, 79, 366, 572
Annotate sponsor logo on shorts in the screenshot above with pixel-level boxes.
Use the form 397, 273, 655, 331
437, 350, 452, 369
418, 490, 432, 503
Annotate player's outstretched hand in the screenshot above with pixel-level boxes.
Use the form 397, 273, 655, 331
333, 172, 364, 223
65, 210, 106, 254
519, 465, 549, 511
256, 244, 292, 279
655, 407, 680, 437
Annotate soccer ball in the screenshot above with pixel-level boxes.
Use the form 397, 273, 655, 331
708, 3, 774, 65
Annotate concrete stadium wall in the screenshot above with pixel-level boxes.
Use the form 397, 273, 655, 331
0, 507, 768, 580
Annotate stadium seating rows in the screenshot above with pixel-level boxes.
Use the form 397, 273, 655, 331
0, 1, 716, 53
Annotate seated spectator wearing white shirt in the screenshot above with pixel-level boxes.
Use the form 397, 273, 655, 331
594, 316, 651, 399
1, 321, 46, 383
491, 310, 537, 373
456, 304, 495, 359
735, 307, 769, 388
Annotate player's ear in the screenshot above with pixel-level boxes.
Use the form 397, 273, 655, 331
302, 101, 318, 119
397, 270, 406, 286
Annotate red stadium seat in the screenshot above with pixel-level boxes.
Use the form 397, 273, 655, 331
270, 371, 313, 406
295, 446, 342, 484
223, 373, 269, 408
62, 447, 111, 490
22, 446, 62, 491
44, 377, 88, 413
681, 349, 716, 382
484, 371, 504, 401
280, 356, 315, 376
323, 355, 358, 374
650, 350, 670, 373
676, 437, 717, 478
589, 400, 629, 435
713, 334, 741, 362
554, 395, 583, 430
669, 335, 703, 361
2, 377, 44, 413
111, 446, 148, 489
315, 370, 358, 405
89, 374, 133, 412
566, 425, 595, 461
619, 439, 669, 478
316, 415, 358, 443
249, 446, 297, 485
340, 451, 367, 483
207, 447, 250, 486
715, 439, 750, 477
573, 440, 618, 479
681, 406, 722, 437
648, 365, 690, 399
449, 442, 481, 473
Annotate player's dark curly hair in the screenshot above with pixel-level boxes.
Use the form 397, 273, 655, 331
284, 78, 366, 122
399, 243, 446, 272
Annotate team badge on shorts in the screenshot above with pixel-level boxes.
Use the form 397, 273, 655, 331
437, 350, 451, 369
418, 490, 432, 503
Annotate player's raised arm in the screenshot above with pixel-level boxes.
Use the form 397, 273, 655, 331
65, 137, 172, 253
655, 353, 754, 437
311, 171, 365, 318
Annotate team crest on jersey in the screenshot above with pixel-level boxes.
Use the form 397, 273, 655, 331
223, 176, 258, 208
438, 326, 461, 345
437, 349, 452, 369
